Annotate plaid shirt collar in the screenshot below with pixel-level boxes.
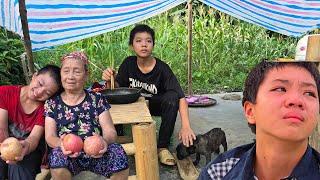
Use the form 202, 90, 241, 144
207, 143, 320, 180
207, 144, 255, 180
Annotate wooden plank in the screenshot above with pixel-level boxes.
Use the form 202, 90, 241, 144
121, 143, 135, 155
128, 175, 137, 180
173, 153, 199, 180
110, 97, 153, 125
107, 175, 136, 180
116, 135, 133, 144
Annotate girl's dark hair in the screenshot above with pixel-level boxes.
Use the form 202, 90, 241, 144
129, 24, 155, 46
37, 64, 63, 95
242, 60, 320, 134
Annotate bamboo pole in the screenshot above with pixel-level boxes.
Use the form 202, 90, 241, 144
187, 1, 193, 95
132, 122, 159, 180
110, 53, 115, 89
18, 0, 34, 79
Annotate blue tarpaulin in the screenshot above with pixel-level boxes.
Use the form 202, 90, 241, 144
1, 0, 320, 51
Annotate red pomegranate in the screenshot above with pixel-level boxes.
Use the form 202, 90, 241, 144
62, 134, 83, 153
84, 135, 105, 156
0, 137, 23, 161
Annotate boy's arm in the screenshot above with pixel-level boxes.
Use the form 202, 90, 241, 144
13, 125, 44, 162
25, 125, 44, 153
178, 98, 196, 147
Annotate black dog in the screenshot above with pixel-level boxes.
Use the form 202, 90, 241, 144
176, 128, 227, 166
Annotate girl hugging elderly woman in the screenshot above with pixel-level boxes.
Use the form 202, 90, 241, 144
44, 51, 129, 180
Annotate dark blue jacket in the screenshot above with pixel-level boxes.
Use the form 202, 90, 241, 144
199, 143, 320, 180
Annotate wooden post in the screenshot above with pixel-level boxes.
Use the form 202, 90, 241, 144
307, 35, 320, 151
187, 0, 193, 96
19, 0, 35, 77
306, 35, 320, 61
311, 67, 320, 151
132, 122, 159, 180
310, 122, 320, 151
20, 52, 31, 83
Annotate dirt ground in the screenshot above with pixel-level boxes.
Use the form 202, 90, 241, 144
48, 92, 255, 180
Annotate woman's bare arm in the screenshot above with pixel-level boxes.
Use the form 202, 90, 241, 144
98, 110, 117, 144
45, 117, 61, 148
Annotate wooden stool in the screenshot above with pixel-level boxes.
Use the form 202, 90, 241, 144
110, 97, 159, 180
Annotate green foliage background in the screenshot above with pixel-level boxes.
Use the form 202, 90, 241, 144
0, 29, 25, 85
1, 4, 299, 92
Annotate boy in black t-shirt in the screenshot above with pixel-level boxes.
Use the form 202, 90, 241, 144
102, 24, 196, 166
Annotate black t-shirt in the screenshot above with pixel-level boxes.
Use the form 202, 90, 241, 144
116, 56, 185, 100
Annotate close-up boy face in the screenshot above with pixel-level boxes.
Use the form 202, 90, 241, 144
131, 32, 154, 58
244, 65, 319, 142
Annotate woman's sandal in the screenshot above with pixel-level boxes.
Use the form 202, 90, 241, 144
158, 148, 176, 166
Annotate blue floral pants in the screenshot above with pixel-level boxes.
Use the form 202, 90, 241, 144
49, 143, 128, 177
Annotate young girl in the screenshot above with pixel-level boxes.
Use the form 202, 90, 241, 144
102, 24, 196, 166
0, 65, 62, 180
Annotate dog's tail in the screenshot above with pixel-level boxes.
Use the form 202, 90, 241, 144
222, 131, 228, 152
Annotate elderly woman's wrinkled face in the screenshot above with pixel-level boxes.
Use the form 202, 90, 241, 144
61, 58, 87, 91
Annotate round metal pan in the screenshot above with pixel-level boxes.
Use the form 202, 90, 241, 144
101, 87, 141, 104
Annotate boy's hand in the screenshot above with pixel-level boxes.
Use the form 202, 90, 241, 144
179, 127, 196, 147
102, 68, 115, 81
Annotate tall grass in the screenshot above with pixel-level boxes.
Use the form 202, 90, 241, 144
34, 4, 298, 93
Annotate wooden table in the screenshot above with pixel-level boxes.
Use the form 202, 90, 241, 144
110, 97, 159, 180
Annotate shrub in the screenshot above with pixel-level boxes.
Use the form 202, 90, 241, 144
0, 28, 26, 85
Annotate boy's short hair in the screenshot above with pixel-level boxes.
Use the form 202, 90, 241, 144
242, 59, 320, 134
129, 24, 155, 46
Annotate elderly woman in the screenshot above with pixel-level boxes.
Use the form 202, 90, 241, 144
0, 65, 62, 180
44, 51, 129, 180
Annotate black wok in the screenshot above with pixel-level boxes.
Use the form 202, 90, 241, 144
101, 87, 141, 104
